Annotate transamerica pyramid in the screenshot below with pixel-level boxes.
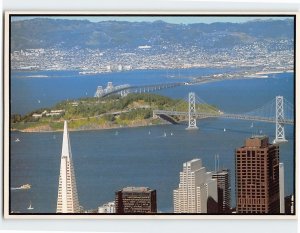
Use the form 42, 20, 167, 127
56, 121, 80, 213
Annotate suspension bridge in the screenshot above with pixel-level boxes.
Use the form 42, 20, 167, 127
153, 92, 294, 144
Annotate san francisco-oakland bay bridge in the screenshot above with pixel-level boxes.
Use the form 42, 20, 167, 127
153, 92, 294, 144
94, 82, 294, 144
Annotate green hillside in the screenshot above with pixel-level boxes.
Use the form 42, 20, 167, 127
11, 93, 219, 132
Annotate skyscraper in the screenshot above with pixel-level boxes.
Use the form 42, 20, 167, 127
173, 158, 218, 213
56, 121, 80, 213
212, 169, 231, 213
279, 163, 285, 213
235, 136, 280, 214
115, 187, 157, 214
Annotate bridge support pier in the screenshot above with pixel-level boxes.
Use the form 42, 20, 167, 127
186, 92, 198, 130
273, 96, 288, 144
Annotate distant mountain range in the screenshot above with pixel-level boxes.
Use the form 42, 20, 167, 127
10, 18, 294, 51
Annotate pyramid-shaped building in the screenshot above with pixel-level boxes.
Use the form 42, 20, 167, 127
56, 121, 80, 213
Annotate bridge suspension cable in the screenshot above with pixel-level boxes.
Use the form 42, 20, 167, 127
153, 92, 294, 143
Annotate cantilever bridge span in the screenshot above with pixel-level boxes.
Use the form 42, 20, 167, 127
153, 92, 294, 144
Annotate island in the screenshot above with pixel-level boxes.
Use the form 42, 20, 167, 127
10, 93, 219, 132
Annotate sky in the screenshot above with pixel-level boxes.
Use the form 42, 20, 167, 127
11, 16, 292, 24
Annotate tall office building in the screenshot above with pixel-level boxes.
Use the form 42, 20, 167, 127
115, 187, 157, 213
56, 121, 80, 213
235, 136, 280, 214
173, 159, 218, 213
284, 194, 294, 214
212, 169, 231, 213
279, 163, 285, 213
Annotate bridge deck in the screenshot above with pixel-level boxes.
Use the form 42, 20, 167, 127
153, 110, 294, 125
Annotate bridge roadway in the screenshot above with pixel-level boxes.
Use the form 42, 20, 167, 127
99, 76, 220, 98
153, 110, 294, 125
101, 82, 184, 97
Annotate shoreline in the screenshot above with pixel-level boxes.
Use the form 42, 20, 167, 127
10, 121, 172, 134
11, 67, 293, 79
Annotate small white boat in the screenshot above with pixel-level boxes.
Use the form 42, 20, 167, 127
27, 201, 34, 210
37, 100, 41, 104
170, 132, 174, 136
250, 122, 254, 128
15, 138, 20, 142
259, 130, 263, 134
163, 132, 167, 137
223, 128, 226, 132
148, 131, 151, 135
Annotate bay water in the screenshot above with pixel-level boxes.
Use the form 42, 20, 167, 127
10, 69, 294, 213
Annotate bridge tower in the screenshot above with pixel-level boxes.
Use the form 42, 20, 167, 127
273, 96, 288, 144
186, 92, 198, 130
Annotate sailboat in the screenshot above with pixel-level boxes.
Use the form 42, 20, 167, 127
27, 201, 34, 210
250, 122, 254, 128
148, 131, 151, 135
163, 132, 167, 137
170, 132, 174, 136
223, 128, 226, 132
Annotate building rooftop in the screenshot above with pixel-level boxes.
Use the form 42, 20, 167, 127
121, 187, 153, 193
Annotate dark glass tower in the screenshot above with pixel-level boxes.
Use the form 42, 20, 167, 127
115, 187, 157, 214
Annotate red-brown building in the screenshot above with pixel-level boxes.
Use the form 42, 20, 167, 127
115, 187, 157, 214
235, 136, 280, 213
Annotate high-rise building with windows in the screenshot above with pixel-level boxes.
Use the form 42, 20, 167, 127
115, 187, 157, 213
56, 121, 80, 213
173, 158, 218, 213
235, 136, 280, 214
212, 169, 231, 213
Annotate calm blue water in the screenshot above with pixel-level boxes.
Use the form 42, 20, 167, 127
10, 69, 294, 213
11, 67, 240, 115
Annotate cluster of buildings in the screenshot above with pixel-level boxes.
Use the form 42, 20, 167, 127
32, 109, 65, 118
56, 121, 294, 215
11, 39, 293, 75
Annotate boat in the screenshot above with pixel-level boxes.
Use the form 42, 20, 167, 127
20, 184, 31, 190
259, 130, 263, 134
15, 138, 20, 142
163, 132, 167, 137
27, 201, 34, 210
148, 131, 151, 135
170, 132, 174, 136
115, 131, 119, 136
223, 128, 226, 132
250, 122, 254, 128
11, 184, 31, 190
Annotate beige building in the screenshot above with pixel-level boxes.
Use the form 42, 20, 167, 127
173, 159, 218, 213
56, 121, 80, 213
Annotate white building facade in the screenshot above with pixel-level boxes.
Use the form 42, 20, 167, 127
98, 201, 116, 213
174, 158, 217, 213
56, 121, 80, 213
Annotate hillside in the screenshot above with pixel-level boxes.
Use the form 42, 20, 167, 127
11, 93, 219, 132
11, 18, 294, 51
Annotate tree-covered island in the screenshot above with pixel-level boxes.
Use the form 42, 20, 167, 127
11, 93, 219, 132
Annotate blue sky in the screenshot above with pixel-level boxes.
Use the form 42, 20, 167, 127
11, 16, 292, 24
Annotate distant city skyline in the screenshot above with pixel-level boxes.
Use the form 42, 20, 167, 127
11, 16, 292, 25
